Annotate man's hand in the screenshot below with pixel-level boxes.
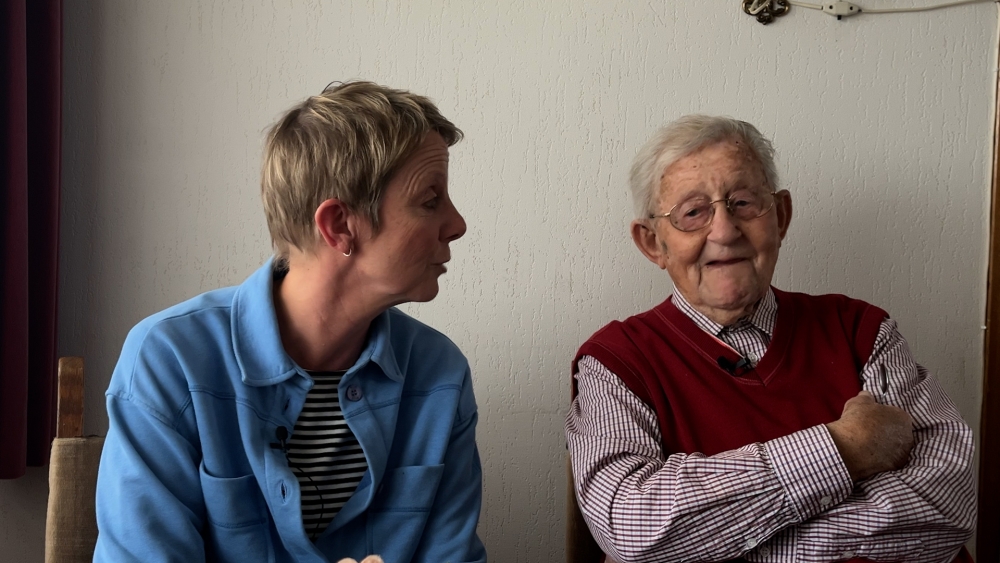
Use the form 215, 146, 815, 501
825, 390, 914, 482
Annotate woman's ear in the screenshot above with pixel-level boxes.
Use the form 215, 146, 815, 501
631, 220, 668, 270
314, 199, 354, 255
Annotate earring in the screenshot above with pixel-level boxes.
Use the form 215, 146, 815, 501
343, 245, 353, 257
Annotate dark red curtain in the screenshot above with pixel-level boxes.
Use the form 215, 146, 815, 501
0, 0, 62, 479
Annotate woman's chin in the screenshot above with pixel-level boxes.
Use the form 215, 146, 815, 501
406, 282, 441, 304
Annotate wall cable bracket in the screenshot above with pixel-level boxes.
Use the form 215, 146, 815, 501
743, 0, 791, 24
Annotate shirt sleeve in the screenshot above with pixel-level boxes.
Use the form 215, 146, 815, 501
791, 317, 976, 563
410, 365, 488, 563
565, 355, 854, 563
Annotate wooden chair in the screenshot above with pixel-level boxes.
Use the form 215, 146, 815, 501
566, 455, 605, 563
44, 357, 104, 563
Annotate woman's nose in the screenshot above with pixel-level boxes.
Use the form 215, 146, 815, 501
444, 199, 467, 242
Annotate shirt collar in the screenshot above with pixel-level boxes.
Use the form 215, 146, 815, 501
231, 257, 403, 386
671, 287, 777, 338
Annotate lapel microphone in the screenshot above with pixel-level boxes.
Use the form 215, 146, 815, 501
269, 426, 289, 453
717, 356, 752, 376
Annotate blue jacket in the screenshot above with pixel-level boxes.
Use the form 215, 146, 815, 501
94, 260, 487, 563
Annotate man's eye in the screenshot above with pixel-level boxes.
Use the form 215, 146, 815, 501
423, 197, 440, 209
729, 191, 756, 208
678, 202, 708, 218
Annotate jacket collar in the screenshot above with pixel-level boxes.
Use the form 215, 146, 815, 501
231, 258, 403, 386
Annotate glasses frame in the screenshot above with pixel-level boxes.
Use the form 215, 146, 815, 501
648, 190, 779, 232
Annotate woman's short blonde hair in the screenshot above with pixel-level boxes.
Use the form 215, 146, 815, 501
628, 115, 778, 219
261, 81, 463, 259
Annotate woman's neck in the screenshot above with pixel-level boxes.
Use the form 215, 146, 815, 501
273, 258, 381, 372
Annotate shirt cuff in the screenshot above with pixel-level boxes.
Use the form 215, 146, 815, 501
764, 424, 853, 522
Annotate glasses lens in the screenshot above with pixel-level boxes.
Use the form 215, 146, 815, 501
728, 189, 771, 220
670, 198, 713, 231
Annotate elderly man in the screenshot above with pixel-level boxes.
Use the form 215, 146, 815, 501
566, 115, 976, 563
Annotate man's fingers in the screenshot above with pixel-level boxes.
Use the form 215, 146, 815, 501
842, 390, 875, 413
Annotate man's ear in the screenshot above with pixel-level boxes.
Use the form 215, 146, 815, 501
631, 220, 668, 269
314, 199, 355, 255
774, 190, 793, 241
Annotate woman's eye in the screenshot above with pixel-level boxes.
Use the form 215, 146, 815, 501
423, 197, 440, 209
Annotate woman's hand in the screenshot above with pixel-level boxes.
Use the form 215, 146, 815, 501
337, 557, 384, 563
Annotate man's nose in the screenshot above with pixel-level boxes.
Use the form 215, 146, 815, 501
706, 202, 742, 243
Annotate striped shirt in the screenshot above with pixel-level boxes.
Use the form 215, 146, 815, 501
566, 289, 976, 563
287, 371, 368, 541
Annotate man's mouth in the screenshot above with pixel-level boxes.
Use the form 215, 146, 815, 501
705, 258, 748, 267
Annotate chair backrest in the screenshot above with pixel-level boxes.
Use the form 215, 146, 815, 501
566, 455, 605, 563
45, 357, 104, 563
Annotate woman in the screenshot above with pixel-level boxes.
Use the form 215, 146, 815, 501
94, 81, 486, 563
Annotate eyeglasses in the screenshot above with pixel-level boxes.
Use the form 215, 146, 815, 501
649, 189, 778, 232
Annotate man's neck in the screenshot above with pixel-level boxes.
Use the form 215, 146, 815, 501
673, 290, 762, 328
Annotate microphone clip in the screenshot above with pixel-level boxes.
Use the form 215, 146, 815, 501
717, 355, 752, 376
269, 426, 290, 454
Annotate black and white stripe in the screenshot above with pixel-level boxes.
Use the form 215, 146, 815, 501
288, 371, 368, 541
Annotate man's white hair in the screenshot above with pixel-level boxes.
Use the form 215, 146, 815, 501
628, 115, 779, 219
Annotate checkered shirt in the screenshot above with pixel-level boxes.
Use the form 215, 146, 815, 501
565, 289, 976, 563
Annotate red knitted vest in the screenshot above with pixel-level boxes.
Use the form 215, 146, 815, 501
574, 288, 885, 455
572, 288, 973, 563
574, 288, 889, 563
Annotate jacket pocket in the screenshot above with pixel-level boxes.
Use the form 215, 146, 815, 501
367, 465, 445, 558
199, 462, 274, 562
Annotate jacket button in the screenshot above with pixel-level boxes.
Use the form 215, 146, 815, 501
346, 385, 363, 401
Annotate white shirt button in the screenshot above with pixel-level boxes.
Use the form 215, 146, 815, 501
842, 550, 856, 559
748, 353, 759, 363
820, 495, 832, 507
759, 546, 771, 557
746, 538, 758, 549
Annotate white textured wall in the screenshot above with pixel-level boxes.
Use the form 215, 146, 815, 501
3, 1, 994, 561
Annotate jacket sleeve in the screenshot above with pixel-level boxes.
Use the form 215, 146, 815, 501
792, 317, 976, 563
410, 366, 488, 563
94, 394, 207, 563
93, 321, 209, 563
566, 355, 855, 563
